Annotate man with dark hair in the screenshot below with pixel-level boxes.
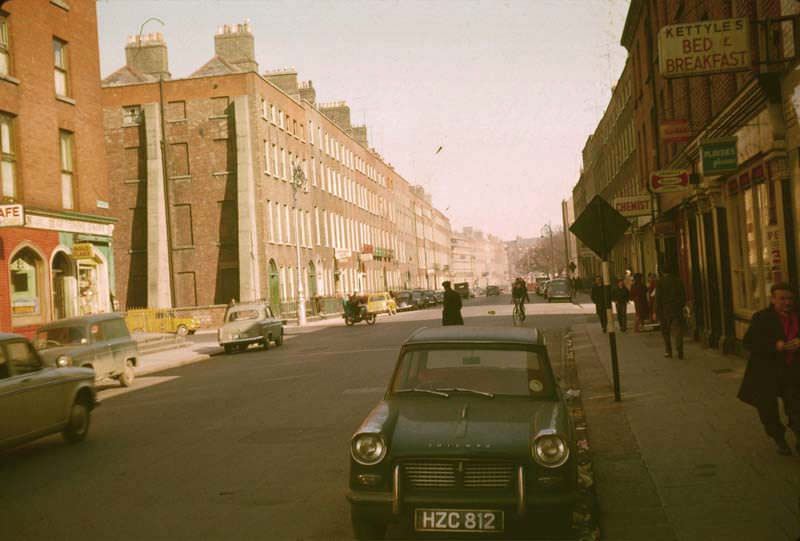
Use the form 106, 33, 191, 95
655, 265, 686, 359
441, 281, 464, 326
590, 276, 610, 333
739, 282, 800, 455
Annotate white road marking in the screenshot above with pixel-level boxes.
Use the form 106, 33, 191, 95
98, 376, 181, 400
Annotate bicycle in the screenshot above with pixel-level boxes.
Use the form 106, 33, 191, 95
512, 299, 526, 326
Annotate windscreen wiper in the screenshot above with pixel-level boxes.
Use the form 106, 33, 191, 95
394, 388, 450, 398
435, 387, 495, 398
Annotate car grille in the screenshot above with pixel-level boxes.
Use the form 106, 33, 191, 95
402, 460, 515, 490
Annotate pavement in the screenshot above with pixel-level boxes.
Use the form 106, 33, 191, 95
571, 310, 800, 541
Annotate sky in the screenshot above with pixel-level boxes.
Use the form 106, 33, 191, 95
96, 0, 631, 241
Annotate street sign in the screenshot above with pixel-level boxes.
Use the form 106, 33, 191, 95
700, 137, 738, 175
658, 18, 750, 78
613, 195, 652, 218
660, 119, 691, 143
0, 204, 24, 227
650, 170, 690, 193
569, 195, 630, 259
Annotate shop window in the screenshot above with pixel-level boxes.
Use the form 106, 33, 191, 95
10, 248, 43, 322
78, 264, 99, 315
0, 112, 15, 198
53, 37, 69, 97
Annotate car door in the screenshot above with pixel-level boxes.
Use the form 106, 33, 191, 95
4, 340, 65, 437
0, 343, 24, 445
264, 306, 279, 337
100, 318, 128, 377
88, 322, 112, 379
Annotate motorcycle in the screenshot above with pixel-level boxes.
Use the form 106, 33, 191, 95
343, 305, 377, 326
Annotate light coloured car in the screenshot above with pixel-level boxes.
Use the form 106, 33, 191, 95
218, 301, 285, 354
36, 313, 139, 387
0, 333, 98, 450
367, 292, 397, 315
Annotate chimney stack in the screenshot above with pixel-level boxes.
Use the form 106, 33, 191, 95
352, 125, 368, 147
319, 101, 352, 133
265, 68, 299, 98
214, 20, 258, 72
125, 32, 170, 79
299, 80, 316, 105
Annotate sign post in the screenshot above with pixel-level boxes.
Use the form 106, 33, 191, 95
570, 196, 630, 401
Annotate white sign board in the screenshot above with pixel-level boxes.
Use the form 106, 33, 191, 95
658, 18, 750, 78
613, 196, 653, 218
0, 204, 24, 227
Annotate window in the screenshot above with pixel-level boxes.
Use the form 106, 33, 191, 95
211, 96, 229, 117
6, 341, 40, 375
270, 104, 276, 123
122, 105, 143, 126
281, 147, 287, 180
0, 113, 15, 197
53, 38, 69, 96
59, 130, 74, 209
173, 204, 194, 247
169, 142, 190, 177
10, 248, 43, 320
272, 144, 278, 178
264, 140, 270, 174
0, 16, 9, 76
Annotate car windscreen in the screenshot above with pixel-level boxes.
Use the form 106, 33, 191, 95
396, 292, 411, 300
549, 282, 570, 293
36, 326, 88, 349
227, 309, 261, 322
391, 345, 554, 398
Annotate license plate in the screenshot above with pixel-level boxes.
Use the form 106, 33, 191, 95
414, 509, 504, 532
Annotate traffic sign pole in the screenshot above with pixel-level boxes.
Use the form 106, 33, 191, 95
602, 259, 621, 402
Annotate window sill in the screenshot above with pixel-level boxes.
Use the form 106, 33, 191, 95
167, 119, 187, 124
123, 178, 143, 184
174, 246, 195, 251
0, 73, 20, 86
50, 0, 70, 11
56, 94, 76, 105
122, 122, 142, 128
208, 115, 228, 120
169, 175, 192, 182
212, 171, 231, 176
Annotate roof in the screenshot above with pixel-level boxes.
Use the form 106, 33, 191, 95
190, 55, 242, 78
101, 65, 158, 86
38, 312, 125, 329
404, 326, 543, 347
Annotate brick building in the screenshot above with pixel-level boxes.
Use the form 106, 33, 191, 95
103, 23, 451, 318
0, 0, 115, 336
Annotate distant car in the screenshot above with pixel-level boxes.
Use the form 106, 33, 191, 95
347, 326, 578, 540
125, 308, 200, 336
219, 301, 285, 354
367, 293, 397, 315
0, 333, 98, 450
546, 279, 572, 303
535, 276, 549, 295
433, 291, 444, 304
411, 290, 429, 308
36, 313, 139, 387
423, 290, 438, 306
453, 282, 471, 299
394, 291, 417, 312
486, 285, 501, 296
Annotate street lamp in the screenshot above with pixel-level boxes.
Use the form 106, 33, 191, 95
540, 223, 556, 277
292, 164, 308, 326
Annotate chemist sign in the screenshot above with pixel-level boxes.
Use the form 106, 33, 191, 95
658, 18, 751, 78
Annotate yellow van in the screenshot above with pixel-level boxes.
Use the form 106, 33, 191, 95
366, 292, 397, 315
125, 308, 200, 336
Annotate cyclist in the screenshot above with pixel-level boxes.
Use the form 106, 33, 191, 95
511, 278, 530, 322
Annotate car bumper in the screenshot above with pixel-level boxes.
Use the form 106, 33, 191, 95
219, 337, 263, 346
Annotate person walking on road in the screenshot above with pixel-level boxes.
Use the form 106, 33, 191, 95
738, 282, 800, 456
654, 265, 686, 359
613, 277, 630, 332
630, 273, 649, 332
441, 281, 464, 326
591, 276, 610, 333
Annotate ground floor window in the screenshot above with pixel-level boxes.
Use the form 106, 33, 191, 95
10, 248, 42, 319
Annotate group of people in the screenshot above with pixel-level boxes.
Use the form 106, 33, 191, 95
591, 265, 686, 359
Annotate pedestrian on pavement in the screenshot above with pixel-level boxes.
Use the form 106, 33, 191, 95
613, 277, 630, 332
630, 273, 649, 332
647, 273, 658, 323
654, 265, 686, 359
738, 282, 800, 456
441, 281, 464, 326
591, 275, 610, 333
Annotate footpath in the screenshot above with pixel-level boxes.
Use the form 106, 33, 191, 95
571, 306, 800, 541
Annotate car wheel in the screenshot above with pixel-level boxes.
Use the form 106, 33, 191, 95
262, 336, 270, 350
367, 314, 377, 325
62, 399, 91, 444
274, 330, 284, 346
176, 324, 189, 337
351, 509, 387, 541
118, 360, 135, 387
224, 344, 234, 355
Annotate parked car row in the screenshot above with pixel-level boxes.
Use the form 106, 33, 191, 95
394, 289, 443, 312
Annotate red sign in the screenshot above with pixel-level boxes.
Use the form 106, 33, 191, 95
361, 244, 373, 254
649, 170, 690, 194
660, 120, 691, 143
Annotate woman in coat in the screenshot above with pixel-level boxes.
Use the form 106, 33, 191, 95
630, 273, 648, 332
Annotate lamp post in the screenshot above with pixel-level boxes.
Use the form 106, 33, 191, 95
292, 164, 308, 326
541, 223, 556, 277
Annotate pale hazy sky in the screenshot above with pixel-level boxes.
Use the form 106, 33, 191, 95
96, 0, 630, 241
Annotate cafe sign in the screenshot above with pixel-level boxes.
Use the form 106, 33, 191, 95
613, 195, 653, 218
658, 18, 751, 78
0, 204, 24, 227
701, 137, 738, 175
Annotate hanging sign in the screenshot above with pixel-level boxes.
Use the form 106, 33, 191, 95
613, 195, 653, 218
658, 18, 751, 78
660, 120, 691, 143
71, 243, 95, 260
649, 170, 690, 193
700, 137, 738, 175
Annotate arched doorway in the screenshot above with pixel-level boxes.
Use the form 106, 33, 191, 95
268, 259, 280, 314
9, 246, 47, 326
52, 251, 76, 320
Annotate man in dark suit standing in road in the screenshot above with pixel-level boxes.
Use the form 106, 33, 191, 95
441, 281, 464, 326
739, 282, 800, 455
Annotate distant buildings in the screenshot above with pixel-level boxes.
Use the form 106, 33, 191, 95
451, 227, 509, 289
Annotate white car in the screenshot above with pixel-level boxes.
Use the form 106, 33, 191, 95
0, 333, 98, 450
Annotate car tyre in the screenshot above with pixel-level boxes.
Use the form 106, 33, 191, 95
119, 360, 135, 387
351, 509, 387, 541
262, 335, 270, 350
224, 344, 235, 355
62, 399, 91, 443
176, 324, 189, 337
274, 330, 284, 346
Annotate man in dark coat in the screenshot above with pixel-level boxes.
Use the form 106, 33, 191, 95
654, 266, 686, 359
590, 276, 610, 333
738, 282, 800, 455
613, 277, 630, 332
441, 281, 464, 326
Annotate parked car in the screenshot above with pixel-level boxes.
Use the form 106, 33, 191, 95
546, 279, 573, 303
486, 285, 501, 296
394, 291, 417, 312
535, 275, 550, 295
347, 326, 578, 540
453, 282, 471, 299
0, 333, 99, 450
36, 313, 139, 387
125, 308, 200, 336
218, 301, 285, 354
433, 290, 444, 304
411, 290, 428, 308
423, 290, 438, 305
367, 292, 397, 315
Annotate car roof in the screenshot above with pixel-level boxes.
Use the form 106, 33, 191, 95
0, 332, 28, 342
38, 312, 126, 329
228, 302, 268, 310
404, 326, 544, 347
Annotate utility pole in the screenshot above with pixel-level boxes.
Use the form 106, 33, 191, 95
292, 164, 307, 326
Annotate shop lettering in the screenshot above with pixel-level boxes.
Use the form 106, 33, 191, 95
663, 19, 744, 39
0, 206, 20, 219
616, 201, 649, 212
665, 51, 748, 74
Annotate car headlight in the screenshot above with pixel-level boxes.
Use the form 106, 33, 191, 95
351, 433, 387, 466
532, 433, 569, 468
56, 355, 72, 367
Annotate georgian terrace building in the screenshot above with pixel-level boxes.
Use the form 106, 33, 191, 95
102, 23, 450, 319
